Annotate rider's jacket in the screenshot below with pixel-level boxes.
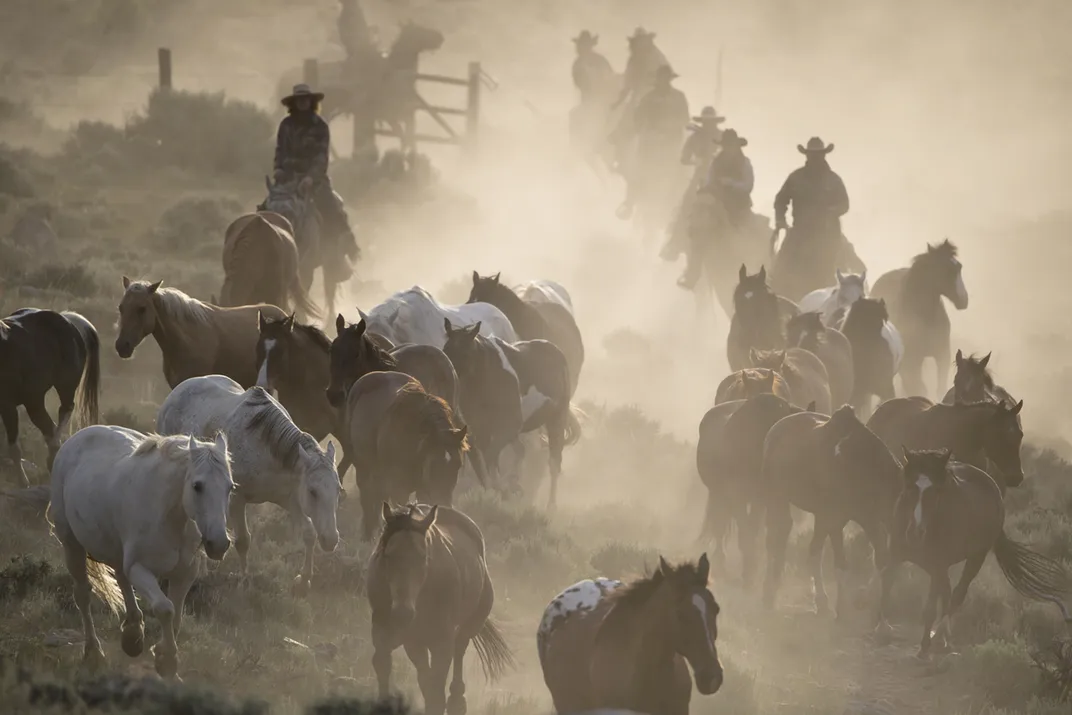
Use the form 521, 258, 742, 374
273, 112, 331, 184
572, 51, 615, 100
773, 160, 849, 232
703, 149, 755, 211
633, 85, 689, 144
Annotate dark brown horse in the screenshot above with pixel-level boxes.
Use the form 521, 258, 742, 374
698, 393, 802, 585
876, 450, 1070, 656
256, 313, 352, 484
761, 405, 902, 616
840, 297, 898, 417
749, 347, 831, 414
941, 349, 1019, 409
538, 555, 723, 715
726, 265, 799, 372
866, 397, 1025, 492
786, 311, 854, 409
369, 503, 513, 715
870, 239, 968, 398
713, 368, 791, 405
467, 272, 585, 395
1, 309, 100, 486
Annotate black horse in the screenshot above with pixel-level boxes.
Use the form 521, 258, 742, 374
466, 271, 585, 396
0, 308, 100, 486
726, 264, 799, 372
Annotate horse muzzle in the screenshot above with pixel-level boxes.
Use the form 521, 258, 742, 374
325, 388, 344, 409
319, 531, 340, 553
203, 537, 231, 561
115, 339, 134, 359
695, 663, 724, 695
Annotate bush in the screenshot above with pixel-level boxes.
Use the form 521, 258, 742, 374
962, 639, 1041, 709
17, 263, 100, 299
1032, 636, 1072, 703
148, 195, 246, 253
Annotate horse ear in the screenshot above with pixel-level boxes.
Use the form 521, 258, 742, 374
860, 268, 867, 283
472, 270, 480, 284
419, 505, 439, 531
259, 311, 268, 332
901, 445, 913, 465
492, 272, 501, 283
265, 175, 272, 191
188, 434, 197, 452
739, 264, 747, 282
836, 268, 845, 284
148, 280, 162, 293
658, 555, 671, 574
762, 370, 775, 391
214, 431, 228, 453
938, 448, 952, 469
355, 318, 366, 335
122, 275, 131, 289
335, 313, 346, 336
325, 441, 336, 463
697, 553, 710, 584
453, 425, 468, 443
955, 348, 963, 365
1011, 399, 1024, 416
468, 321, 482, 336
806, 400, 816, 412
443, 317, 454, 334
284, 312, 296, 330
381, 501, 392, 523
980, 352, 992, 369
758, 265, 767, 282
748, 347, 759, 365
927, 242, 935, 252
358, 308, 369, 321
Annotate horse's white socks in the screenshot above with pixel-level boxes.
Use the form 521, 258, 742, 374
537, 578, 622, 661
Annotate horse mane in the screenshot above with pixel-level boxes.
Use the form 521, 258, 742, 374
841, 299, 886, 336
292, 321, 332, 354
384, 384, 466, 450
152, 286, 213, 331
244, 387, 323, 469
958, 354, 995, 391
751, 349, 800, 381
133, 433, 230, 472
606, 559, 704, 616
912, 239, 958, 266
361, 332, 399, 369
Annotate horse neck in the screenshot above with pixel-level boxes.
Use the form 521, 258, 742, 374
280, 339, 331, 403
938, 405, 990, 457
150, 301, 198, 361
901, 264, 944, 317
593, 592, 676, 694
736, 300, 781, 344
490, 291, 543, 336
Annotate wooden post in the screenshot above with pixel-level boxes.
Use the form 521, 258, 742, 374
302, 58, 319, 89
465, 61, 481, 155
157, 48, 172, 92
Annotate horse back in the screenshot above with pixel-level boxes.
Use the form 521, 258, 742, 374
391, 344, 460, 412
761, 411, 827, 492
541, 596, 617, 713
421, 506, 492, 623
865, 396, 934, 456
869, 268, 909, 308
697, 400, 745, 486
0, 308, 83, 392
346, 371, 419, 461
531, 302, 585, 392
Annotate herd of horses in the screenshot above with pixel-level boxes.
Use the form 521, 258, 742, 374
0, 220, 1067, 714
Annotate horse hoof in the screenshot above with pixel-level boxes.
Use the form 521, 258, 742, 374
81, 647, 106, 671
121, 623, 145, 657
292, 575, 311, 597
447, 693, 467, 715
873, 620, 893, 646
152, 647, 179, 678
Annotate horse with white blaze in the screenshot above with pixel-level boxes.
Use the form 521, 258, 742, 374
156, 375, 340, 592
48, 425, 234, 679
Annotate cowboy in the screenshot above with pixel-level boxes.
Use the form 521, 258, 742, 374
613, 28, 669, 111
679, 128, 754, 289
661, 106, 726, 261
771, 137, 850, 300
273, 84, 360, 263
572, 31, 616, 103
618, 64, 690, 219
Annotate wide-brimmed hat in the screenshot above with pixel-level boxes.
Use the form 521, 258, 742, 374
655, 64, 678, 80
281, 83, 325, 108
718, 128, 748, 147
798, 137, 834, 155
573, 30, 598, 46
693, 106, 726, 124
629, 27, 656, 41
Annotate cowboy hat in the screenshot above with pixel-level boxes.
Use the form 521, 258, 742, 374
718, 128, 748, 147
692, 106, 726, 124
281, 83, 325, 107
798, 137, 834, 155
629, 27, 656, 40
573, 30, 598, 46
655, 64, 678, 80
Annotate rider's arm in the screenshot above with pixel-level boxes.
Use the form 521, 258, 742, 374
774, 172, 795, 227
273, 117, 289, 174
309, 117, 331, 181
729, 158, 755, 194
830, 172, 850, 217
680, 133, 698, 164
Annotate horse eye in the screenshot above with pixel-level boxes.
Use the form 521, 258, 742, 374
193, 482, 204, 494
308, 488, 317, 500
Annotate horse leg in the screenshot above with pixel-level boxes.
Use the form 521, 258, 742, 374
229, 498, 251, 574
127, 562, 180, 678
116, 572, 145, 657
934, 343, 952, 399
762, 497, 792, 610
424, 633, 453, 715
900, 347, 926, 398
24, 395, 58, 472
874, 555, 903, 644
546, 415, 566, 512
372, 618, 395, 699
63, 539, 106, 668
808, 518, 831, 616
942, 551, 986, 648
289, 499, 317, 594
404, 640, 432, 700
739, 496, 763, 589
166, 560, 199, 641
918, 571, 941, 657
0, 402, 28, 487
829, 522, 851, 620
929, 568, 954, 653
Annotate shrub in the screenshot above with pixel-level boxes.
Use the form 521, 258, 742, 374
148, 195, 246, 253
962, 639, 1041, 709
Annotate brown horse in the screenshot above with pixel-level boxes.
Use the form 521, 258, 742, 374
713, 368, 791, 405
786, 311, 854, 409
726, 265, 800, 372
220, 212, 320, 322
115, 278, 286, 389
840, 297, 898, 417
538, 555, 723, 715
255, 313, 352, 484
866, 397, 1025, 492
870, 240, 968, 398
941, 349, 1020, 408
749, 347, 832, 414
761, 405, 902, 616
697, 393, 802, 585
368, 503, 513, 715
876, 450, 1070, 656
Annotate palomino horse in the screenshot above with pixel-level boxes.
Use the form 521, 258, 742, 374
256, 313, 353, 483
839, 297, 903, 418
786, 311, 854, 409
797, 269, 868, 327
0, 308, 100, 486
156, 375, 340, 592
49, 426, 233, 678
748, 347, 832, 415
876, 449, 1070, 656
866, 396, 1025, 493
713, 368, 792, 405
261, 177, 347, 321
870, 239, 969, 398
761, 405, 902, 616
116, 277, 287, 389
219, 212, 320, 322
538, 555, 723, 715
726, 265, 800, 372
468, 272, 585, 395
360, 285, 518, 349
369, 503, 513, 715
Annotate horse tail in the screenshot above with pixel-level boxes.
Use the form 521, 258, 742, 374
85, 558, 125, 615
564, 403, 584, 447
471, 616, 516, 682
993, 531, 1071, 619
63, 312, 100, 426
288, 269, 322, 322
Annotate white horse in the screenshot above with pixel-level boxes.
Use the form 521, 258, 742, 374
48, 425, 233, 679
358, 285, 519, 348
798, 269, 869, 327
513, 279, 574, 315
156, 375, 340, 592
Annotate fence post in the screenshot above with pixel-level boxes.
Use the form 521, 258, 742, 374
302, 58, 319, 89
157, 48, 172, 92
465, 61, 481, 155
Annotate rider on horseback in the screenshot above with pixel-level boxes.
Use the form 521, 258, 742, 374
661, 105, 726, 261
273, 84, 360, 265
678, 128, 754, 289
572, 31, 615, 103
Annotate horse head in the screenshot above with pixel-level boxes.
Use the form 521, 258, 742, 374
373, 503, 439, 632
327, 314, 371, 408
255, 311, 296, 393
467, 270, 506, 305
418, 415, 468, 507
834, 269, 868, 310
786, 311, 825, 348
733, 264, 775, 316
952, 349, 993, 402
442, 319, 482, 371
843, 297, 888, 335
391, 22, 444, 61
980, 399, 1025, 487
115, 276, 163, 359
900, 447, 952, 548
916, 239, 968, 310
749, 348, 787, 374
296, 440, 341, 553
183, 432, 235, 561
